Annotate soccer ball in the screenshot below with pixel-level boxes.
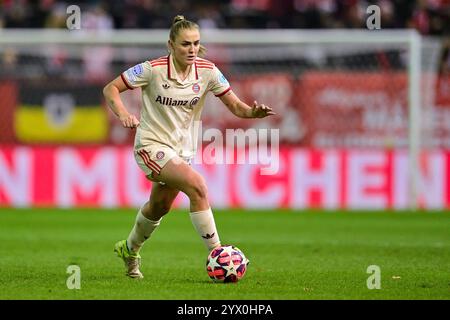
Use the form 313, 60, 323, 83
206, 245, 249, 283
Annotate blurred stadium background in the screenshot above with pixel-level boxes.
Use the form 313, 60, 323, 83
0, 0, 449, 301
0, 0, 449, 210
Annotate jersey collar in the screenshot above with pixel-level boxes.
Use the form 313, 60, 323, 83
167, 54, 199, 83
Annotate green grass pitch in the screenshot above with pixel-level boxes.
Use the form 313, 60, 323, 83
0, 208, 448, 300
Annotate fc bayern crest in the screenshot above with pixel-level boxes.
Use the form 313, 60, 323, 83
156, 151, 165, 160
192, 83, 200, 93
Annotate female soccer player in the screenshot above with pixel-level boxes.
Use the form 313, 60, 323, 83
103, 15, 275, 278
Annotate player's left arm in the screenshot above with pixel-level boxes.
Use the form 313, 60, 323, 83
219, 90, 276, 119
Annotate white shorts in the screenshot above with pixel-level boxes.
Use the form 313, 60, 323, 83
134, 143, 191, 181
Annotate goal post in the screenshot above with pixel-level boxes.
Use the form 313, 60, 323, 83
0, 28, 442, 209
408, 31, 422, 210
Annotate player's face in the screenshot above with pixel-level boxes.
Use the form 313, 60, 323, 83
171, 28, 200, 67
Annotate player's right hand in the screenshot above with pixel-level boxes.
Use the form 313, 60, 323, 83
119, 113, 140, 129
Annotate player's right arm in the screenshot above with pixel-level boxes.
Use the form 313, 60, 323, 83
103, 76, 140, 129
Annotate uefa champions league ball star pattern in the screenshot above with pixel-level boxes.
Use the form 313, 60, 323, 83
206, 245, 249, 283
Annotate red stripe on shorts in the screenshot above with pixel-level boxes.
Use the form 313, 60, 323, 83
138, 151, 160, 174
139, 150, 161, 172
137, 150, 161, 174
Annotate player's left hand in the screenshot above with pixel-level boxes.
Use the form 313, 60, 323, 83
251, 100, 276, 118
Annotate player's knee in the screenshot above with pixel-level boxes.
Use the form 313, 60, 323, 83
186, 175, 208, 201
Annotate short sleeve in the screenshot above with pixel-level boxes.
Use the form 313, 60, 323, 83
121, 62, 152, 90
209, 66, 231, 97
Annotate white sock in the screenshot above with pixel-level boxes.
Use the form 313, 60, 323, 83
189, 208, 221, 251
127, 209, 161, 253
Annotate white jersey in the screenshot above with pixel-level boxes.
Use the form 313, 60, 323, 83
121, 54, 231, 159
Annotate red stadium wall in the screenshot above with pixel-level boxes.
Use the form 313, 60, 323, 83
0, 146, 448, 209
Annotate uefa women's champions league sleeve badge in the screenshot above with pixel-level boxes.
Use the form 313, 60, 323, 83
218, 71, 229, 85
125, 64, 144, 85
132, 64, 143, 76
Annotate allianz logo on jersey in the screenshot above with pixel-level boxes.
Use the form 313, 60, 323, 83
156, 95, 200, 108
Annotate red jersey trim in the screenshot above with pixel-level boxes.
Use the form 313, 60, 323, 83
120, 73, 134, 90
215, 87, 231, 97
151, 63, 168, 67
196, 61, 214, 65
196, 66, 214, 69
196, 63, 214, 67
167, 55, 171, 79
196, 57, 214, 64
195, 58, 214, 74
150, 58, 168, 67
149, 56, 167, 64
194, 62, 199, 80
